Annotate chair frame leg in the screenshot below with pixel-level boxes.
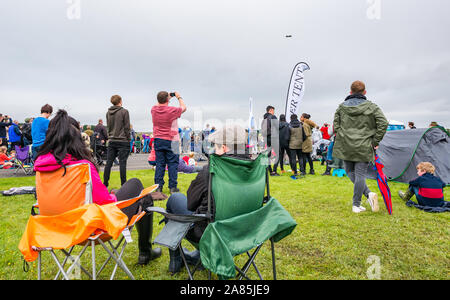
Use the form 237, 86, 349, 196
91, 240, 96, 280
270, 238, 277, 280
37, 252, 41, 280
49, 250, 70, 280
98, 239, 135, 280
179, 246, 194, 280
237, 244, 262, 280
95, 237, 125, 279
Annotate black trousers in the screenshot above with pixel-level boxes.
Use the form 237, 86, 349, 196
104, 141, 130, 187
274, 145, 290, 172
115, 178, 152, 222
290, 149, 304, 174
302, 152, 314, 171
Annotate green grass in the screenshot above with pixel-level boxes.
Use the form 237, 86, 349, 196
0, 162, 449, 280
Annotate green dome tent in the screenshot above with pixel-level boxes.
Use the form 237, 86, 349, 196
372, 126, 450, 186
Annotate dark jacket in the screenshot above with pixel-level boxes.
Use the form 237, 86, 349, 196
333, 94, 388, 162
21, 123, 32, 142
94, 123, 108, 142
409, 173, 446, 207
0, 118, 12, 138
279, 121, 290, 148
289, 119, 306, 150
186, 153, 251, 243
261, 113, 279, 146
106, 106, 131, 143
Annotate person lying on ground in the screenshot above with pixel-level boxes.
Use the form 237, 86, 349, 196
33, 109, 162, 266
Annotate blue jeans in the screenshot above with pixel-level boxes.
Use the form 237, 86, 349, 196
154, 138, 180, 189
32, 145, 42, 160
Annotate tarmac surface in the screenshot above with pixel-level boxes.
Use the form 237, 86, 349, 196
0, 153, 207, 179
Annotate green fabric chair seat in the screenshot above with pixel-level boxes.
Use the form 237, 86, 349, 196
199, 197, 297, 279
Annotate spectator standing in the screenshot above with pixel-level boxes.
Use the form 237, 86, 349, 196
333, 81, 388, 213
31, 104, 53, 159
320, 123, 331, 140
273, 114, 290, 175
94, 119, 108, 145
84, 125, 94, 137
130, 125, 136, 153
8, 120, 22, 149
151, 91, 186, 194
261, 105, 279, 176
182, 126, 192, 154
288, 114, 306, 176
301, 113, 317, 175
21, 118, 34, 146
0, 114, 13, 147
408, 122, 416, 129
103, 95, 131, 188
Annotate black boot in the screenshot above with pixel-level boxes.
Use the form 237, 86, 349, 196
169, 248, 201, 274
322, 164, 332, 176
136, 212, 162, 265
169, 248, 183, 274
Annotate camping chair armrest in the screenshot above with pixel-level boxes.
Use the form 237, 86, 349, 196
31, 203, 39, 216
146, 206, 209, 223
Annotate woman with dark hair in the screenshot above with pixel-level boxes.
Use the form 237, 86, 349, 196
288, 114, 306, 176
34, 109, 161, 265
300, 113, 317, 175
273, 114, 290, 174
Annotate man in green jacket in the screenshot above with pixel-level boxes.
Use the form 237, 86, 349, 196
333, 81, 388, 213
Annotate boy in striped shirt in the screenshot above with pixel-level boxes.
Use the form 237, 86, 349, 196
399, 162, 446, 207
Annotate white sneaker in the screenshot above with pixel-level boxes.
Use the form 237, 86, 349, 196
358, 206, 366, 212
367, 192, 379, 212
352, 206, 364, 213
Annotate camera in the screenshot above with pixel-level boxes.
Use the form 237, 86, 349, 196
170, 92, 176, 97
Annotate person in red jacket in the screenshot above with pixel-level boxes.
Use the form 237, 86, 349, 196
320, 123, 331, 140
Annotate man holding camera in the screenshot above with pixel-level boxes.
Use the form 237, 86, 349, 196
0, 114, 13, 147
151, 91, 187, 194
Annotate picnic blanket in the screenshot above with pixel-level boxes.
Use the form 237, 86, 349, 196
405, 200, 450, 213
2, 186, 36, 196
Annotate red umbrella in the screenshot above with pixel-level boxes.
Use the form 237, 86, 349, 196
374, 153, 393, 215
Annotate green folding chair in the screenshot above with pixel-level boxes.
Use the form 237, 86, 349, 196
147, 152, 297, 280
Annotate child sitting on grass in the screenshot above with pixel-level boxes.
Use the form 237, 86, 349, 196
0, 146, 14, 169
399, 162, 446, 207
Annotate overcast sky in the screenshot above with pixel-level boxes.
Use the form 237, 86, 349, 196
1, 0, 449, 131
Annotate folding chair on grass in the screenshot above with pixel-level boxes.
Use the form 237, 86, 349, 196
147, 152, 297, 280
14, 145, 34, 175
19, 163, 157, 280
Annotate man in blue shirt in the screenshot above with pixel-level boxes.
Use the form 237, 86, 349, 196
31, 104, 53, 159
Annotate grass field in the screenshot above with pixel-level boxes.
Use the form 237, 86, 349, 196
0, 162, 448, 280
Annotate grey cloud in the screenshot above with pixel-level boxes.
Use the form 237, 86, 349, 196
0, 0, 449, 131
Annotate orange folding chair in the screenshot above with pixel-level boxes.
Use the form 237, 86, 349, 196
19, 163, 157, 280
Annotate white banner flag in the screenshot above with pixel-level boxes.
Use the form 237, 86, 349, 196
285, 62, 310, 122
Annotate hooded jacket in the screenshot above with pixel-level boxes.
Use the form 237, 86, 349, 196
34, 153, 117, 206
261, 113, 279, 146
302, 119, 317, 153
289, 119, 305, 150
333, 94, 388, 162
106, 106, 131, 143
279, 121, 291, 148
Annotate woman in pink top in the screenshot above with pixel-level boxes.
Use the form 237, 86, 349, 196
34, 110, 161, 265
